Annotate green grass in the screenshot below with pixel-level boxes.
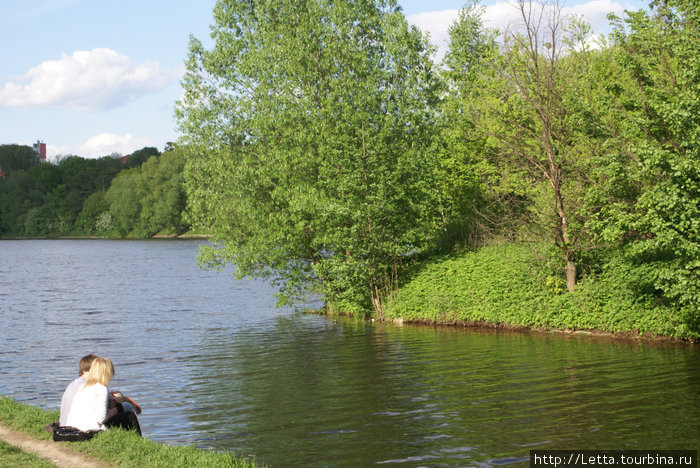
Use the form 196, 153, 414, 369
385, 242, 698, 341
72, 429, 256, 468
0, 396, 257, 467
0, 440, 56, 468
0, 397, 57, 439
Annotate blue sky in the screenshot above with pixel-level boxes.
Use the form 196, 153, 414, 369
1, 0, 646, 159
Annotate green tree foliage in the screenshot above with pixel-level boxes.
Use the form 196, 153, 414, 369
177, 0, 440, 316
0, 145, 39, 175
0, 147, 163, 236
0, 148, 44, 233
105, 148, 188, 237
29, 156, 125, 234
76, 191, 110, 233
0, 170, 43, 233
436, 0, 697, 332
125, 146, 160, 169
436, 2, 500, 251
138, 148, 187, 235
105, 167, 144, 236
593, 0, 700, 315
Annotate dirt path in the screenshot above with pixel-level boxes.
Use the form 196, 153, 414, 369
0, 424, 113, 468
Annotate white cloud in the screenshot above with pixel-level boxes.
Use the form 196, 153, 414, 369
482, 0, 627, 35
483, 1, 521, 32
0, 48, 177, 111
407, 0, 636, 60
407, 9, 460, 59
51, 132, 156, 159
567, 0, 626, 32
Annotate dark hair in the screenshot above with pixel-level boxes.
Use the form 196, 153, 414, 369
78, 354, 98, 376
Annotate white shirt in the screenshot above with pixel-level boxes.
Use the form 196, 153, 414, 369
64, 382, 109, 432
59, 376, 85, 426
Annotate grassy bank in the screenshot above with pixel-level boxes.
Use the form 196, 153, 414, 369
384, 243, 699, 342
0, 439, 56, 467
0, 396, 256, 467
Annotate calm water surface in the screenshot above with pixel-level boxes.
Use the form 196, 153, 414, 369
0, 240, 698, 467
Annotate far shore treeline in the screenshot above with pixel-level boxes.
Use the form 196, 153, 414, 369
0, 144, 188, 238
1, 0, 698, 340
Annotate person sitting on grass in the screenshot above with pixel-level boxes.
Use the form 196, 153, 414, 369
64, 357, 141, 435
48, 354, 142, 436
58, 354, 98, 427
64, 357, 114, 433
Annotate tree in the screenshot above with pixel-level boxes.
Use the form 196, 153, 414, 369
438, 2, 505, 250
467, 0, 595, 292
596, 0, 700, 313
138, 148, 187, 235
29, 155, 123, 234
0, 169, 43, 234
105, 149, 189, 237
0, 149, 147, 236
105, 168, 144, 236
177, 0, 440, 316
76, 191, 110, 233
125, 147, 160, 169
30, 163, 62, 193
0, 145, 39, 176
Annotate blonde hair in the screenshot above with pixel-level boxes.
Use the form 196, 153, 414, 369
83, 357, 114, 388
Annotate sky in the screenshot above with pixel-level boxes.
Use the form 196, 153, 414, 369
1, 0, 647, 160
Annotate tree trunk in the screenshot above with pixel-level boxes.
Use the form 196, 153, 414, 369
556, 190, 577, 292
566, 255, 576, 293
547, 133, 577, 293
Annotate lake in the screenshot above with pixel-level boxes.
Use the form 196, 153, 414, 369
0, 239, 698, 467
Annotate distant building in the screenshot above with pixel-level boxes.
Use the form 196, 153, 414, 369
33, 140, 47, 162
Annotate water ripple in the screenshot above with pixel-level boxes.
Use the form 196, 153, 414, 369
1, 240, 698, 468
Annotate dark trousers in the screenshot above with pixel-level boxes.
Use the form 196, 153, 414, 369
104, 403, 142, 436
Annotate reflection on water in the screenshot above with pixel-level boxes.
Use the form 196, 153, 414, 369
1, 240, 698, 467
188, 319, 700, 466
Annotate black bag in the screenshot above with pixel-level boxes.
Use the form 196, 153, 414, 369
52, 426, 99, 442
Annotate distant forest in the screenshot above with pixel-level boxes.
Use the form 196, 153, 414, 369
0, 144, 189, 237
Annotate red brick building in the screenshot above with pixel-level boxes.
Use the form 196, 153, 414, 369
33, 140, 47, 162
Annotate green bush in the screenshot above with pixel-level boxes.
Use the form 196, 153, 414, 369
385, 243, 698, 341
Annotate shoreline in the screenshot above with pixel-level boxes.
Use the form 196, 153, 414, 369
1, 233, 211, 240
378, 243, 699, 344
317, 306, 698, 346
386, 316, 698, 346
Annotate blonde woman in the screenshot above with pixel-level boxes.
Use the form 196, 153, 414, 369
64, 357, 114, 432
